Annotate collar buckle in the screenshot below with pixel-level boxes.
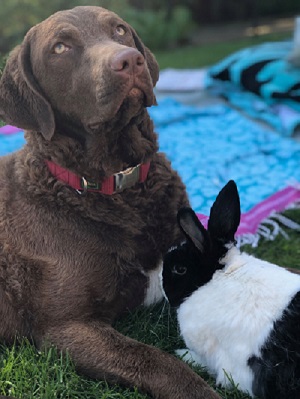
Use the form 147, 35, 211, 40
114, 164, 141, 192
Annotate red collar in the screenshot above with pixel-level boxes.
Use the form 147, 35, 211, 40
45, 160, 150, 195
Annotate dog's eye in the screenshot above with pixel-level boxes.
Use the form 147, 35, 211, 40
116, 25, 126, 36
172, 265, 187, 276
53, 42, 70, 54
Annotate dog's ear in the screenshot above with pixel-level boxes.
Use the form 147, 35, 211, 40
131, 27, 159, 87
0, 31, 55, 140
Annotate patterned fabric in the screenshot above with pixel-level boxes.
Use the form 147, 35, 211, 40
0, 128, 25, 156
150, 98, 300, 245
208, 41, 300, 111
207, 41, 300, 137
149, 98, 300, 215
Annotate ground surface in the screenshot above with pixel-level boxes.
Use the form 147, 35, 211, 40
193, 15, 294, 45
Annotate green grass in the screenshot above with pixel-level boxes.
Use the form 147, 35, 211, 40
154, 32, 290, 69
0, 32, 299, 398
0, 341, 145, 399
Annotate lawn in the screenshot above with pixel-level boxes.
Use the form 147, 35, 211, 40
154, 31, 291, 69
0, 31, 299, 399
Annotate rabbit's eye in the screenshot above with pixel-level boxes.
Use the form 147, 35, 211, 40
172, 265, 187, 276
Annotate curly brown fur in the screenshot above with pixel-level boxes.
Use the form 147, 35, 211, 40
0, 6, 220, 399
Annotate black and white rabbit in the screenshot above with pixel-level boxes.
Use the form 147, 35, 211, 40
162, 180, 300, 399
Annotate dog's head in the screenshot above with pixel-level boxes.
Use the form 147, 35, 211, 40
0, 6, 159, 140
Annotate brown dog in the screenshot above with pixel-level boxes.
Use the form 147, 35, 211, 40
0, 6, 220, 399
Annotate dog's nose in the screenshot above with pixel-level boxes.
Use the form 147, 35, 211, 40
110, 48, 145, 76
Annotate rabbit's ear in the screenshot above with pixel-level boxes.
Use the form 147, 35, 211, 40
177, 208, 208, 252
208, 180, 241, 243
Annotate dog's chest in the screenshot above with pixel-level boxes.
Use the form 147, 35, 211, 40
66, 207, 165, 308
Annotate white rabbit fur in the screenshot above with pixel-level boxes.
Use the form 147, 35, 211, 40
162, 180, 300, 399
177, 246, 300, 396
